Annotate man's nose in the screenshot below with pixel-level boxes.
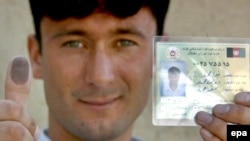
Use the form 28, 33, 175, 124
85, 47, 116, 87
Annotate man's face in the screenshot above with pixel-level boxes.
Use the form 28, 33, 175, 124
35, 7, 156, 140
168, 73, 180, 86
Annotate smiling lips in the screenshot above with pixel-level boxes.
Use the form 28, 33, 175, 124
79, 96, 121, 110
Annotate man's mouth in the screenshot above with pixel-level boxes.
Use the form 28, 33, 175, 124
79, 96, 121, 110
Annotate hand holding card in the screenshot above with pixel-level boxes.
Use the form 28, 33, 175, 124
153, 36, 250, 126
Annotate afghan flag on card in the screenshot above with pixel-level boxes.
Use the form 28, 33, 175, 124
227, 48, 245, 58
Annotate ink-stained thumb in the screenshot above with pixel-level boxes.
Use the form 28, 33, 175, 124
5, 56, 31, 107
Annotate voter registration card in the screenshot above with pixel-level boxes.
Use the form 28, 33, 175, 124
153, 36, 250, 126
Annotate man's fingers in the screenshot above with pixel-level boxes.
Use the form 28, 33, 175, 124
213, 104, 250, 124
3, 56, 38, 138
33, 126, 40, 140
234, 92, 250, 107
195, 111, 227, 141
5, 56, 31, 107
0, 100, 37, 137
0, 121, 34, 141
199, 128, 222, 141
195, 93, 250, 141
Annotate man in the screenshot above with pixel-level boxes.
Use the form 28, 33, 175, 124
161, 66, 185, 97
1, 0, 250, 141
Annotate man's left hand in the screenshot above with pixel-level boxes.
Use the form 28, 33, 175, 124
195, 92, 250, 141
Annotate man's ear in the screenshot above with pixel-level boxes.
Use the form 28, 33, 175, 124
27, 35, 43, 79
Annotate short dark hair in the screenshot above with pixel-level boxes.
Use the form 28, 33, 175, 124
168, 66, 180, 75
29, 0, 170, 51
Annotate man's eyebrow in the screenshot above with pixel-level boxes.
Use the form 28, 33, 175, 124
112, 28, 146, 39
50, 28, 146, 40
51, 29, 88, 39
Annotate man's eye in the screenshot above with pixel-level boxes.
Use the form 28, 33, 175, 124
117, 40, 137, 47
62, 41, 83, 48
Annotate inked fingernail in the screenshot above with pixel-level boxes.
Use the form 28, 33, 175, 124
11, 57, 29, 85
213, 104, 230, 115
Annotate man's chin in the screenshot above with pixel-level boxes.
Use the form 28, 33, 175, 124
72, 119, 129, 141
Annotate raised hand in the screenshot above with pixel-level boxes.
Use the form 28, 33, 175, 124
0, 56, 39, 141
195, 92, 250, 141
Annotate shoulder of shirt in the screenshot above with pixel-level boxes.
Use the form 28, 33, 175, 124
38, 129, 51, 141
38, 129, 143, 141
132, 137, 144, 141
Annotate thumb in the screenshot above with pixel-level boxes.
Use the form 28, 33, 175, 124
5, 56, 31, 108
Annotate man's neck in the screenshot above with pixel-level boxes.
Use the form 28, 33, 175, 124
169, 83, 178, 91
